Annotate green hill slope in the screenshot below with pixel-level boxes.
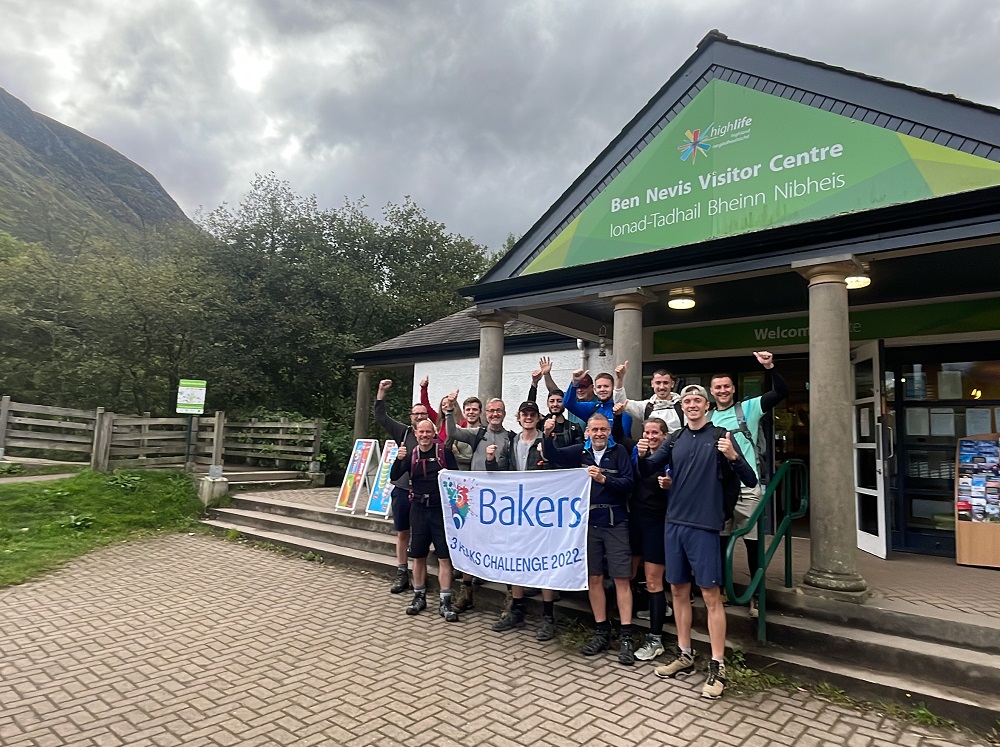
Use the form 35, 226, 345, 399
0, 87, 193, 249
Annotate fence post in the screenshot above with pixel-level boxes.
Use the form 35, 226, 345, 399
186, 415, 200, 473
307, 418, 325, 487
210, 411, 225, 478
278, 416, 289, 469
137, 411, 151, 468
0, 395, 10, 460
90, 409, 113, 472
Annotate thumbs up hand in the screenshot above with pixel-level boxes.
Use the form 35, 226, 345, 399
717, 431, 738, 461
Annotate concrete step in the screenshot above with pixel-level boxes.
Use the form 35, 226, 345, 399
224, 470, 305, 481
228, 495, 395, 535
210, 508, 397, 555
740, 644, 1000, 732
228, 478, 313, 491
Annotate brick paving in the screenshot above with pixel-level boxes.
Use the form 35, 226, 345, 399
0, 534, 989, 747
260, 487, 1000, 620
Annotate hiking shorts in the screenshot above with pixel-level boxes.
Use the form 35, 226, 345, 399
629, 510, 666, 566
408, 498, 450, 561
721, 484, 762, 540
664, 524, 723, 589
391, 486, 411, 532
587, 524, 632, 578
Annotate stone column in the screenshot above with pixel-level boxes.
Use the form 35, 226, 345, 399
798, 261, 868, 597
353, 369, 371, 441
474, 312, 506, 404
601, 289, 655, 434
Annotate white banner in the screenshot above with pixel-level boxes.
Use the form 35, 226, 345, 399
438, 468, 592, 591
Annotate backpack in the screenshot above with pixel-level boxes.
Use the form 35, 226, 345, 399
472, 426, 515, 465
732, 401, 769, 490
644, 399, 685, 429
664, 425, 742, 522
410, 440, 447, 480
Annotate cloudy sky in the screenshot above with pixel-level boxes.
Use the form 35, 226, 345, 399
2, 0, 999, 251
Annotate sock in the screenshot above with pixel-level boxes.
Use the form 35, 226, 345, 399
414, 587, 426, 596
397, 563, 408, 572
463, 577, 474, 587
620, 623, 634, 638
745, 539, 760, 578
440, 589, 452, 602
680, 646, 693, 656
648, 590, 666, 636
512, 597, 526, 611
596, 620, 611, 633
543, 600, 554, 618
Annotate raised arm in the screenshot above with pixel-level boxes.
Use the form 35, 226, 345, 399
443, 394, 478, 445
419, 376, 439, 424
374, 379, 408, 442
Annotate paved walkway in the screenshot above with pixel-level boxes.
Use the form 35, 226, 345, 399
0, 473, 78, 484
265, 487, 1000, 620
1, 534, 989, 747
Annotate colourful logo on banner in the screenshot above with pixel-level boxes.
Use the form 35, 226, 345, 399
442, 475, 475, 529
679, 125, 713, 163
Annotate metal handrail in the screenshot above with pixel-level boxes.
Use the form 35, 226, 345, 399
724, 458, 809, 643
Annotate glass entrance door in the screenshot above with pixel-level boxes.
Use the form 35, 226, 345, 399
852, 341, 889, 558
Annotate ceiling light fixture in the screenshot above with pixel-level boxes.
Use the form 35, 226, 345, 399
667, 287, 696, 310
845, 261, 871, 290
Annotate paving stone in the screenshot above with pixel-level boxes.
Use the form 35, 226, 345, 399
0, 534, 991, 747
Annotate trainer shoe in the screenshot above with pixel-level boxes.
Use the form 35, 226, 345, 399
536, 616, 556, 642
635, 609, 650, 620
618, 635, 636, 666
453, 583, 474, 612
701, 660, 727, 699
634, 633, 665, 661
749, 598, 759, 619
439, 597, 459, 623
390, 568, 410, 594
405, 592, 426, 616
580, 629, 611, 656
491, 606, 526, 632
654, 649, 696, 679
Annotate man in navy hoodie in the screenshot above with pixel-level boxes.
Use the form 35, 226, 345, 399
636, 385, 757, 699
542, 412, 637, 665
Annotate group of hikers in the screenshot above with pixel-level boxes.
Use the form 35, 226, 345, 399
375, 351, 787, 700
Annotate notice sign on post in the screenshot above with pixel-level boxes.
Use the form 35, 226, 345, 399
176, 379, 207, 415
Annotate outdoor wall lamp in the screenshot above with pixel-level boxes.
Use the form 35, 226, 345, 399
845, 261, 871, 290
667, 287, 696, 310
597, 326, 608, 357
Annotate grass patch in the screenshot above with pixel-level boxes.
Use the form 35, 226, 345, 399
0, 462, 86, 478
0, 469, 204, 587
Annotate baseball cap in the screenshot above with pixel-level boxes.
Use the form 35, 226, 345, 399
679, 384, 709, 401
578, 373, 594, 388
517, 401, 540, 415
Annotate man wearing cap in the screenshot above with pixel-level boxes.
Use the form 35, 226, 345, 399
542, 412, 637, 665
564, 369, 633, 439
487, 400, 562, 641
637, 384, 757, 699
374, 378, 428, 595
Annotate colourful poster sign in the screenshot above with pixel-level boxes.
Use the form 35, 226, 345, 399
651, 298, 1000, 355
337, 439, 377, 512
366, 440, 399, 517
176, 379, 207, 414
523, 79, 1000, 274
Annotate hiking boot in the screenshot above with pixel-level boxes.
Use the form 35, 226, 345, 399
439, 597, 459, 623
453, 583, 474, 612
654, 649, 696, 679
634, 633, 665, 661
390, 568, 410, 594
701, 660, 727, 699
580, 629, 611, 656
536, 616, 556, 642
618, 635, 636, 666
491, 606, 526, 632
405, 593, 426, 616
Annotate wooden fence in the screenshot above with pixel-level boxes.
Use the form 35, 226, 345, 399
1, 396, 324, 473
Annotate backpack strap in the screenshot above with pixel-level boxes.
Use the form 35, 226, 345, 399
643, 401, 654, 419
733, 401, 754, 446
471, 425, 489, 452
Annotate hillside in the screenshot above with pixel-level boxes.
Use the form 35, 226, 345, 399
0, 87, 194, 249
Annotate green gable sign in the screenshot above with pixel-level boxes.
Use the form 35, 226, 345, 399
523, 80, 1000, 275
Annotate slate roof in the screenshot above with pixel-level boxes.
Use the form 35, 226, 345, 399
353, 308, 566, 367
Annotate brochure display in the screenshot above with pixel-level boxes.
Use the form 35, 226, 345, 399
955, 433, 1000, 568
365, 440, 399, 517
337, 439, 379, 513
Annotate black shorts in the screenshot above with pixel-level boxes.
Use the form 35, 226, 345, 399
391, 487, 411, 532
629, 510, 666, 566
408, 499, 450, 561
586, 524, 631, 578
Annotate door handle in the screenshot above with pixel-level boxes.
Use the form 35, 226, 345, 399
886, 425, 894, 460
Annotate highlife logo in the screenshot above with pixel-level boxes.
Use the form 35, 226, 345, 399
677, 116, 753, 163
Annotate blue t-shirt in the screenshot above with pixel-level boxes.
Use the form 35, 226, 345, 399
709, 397, 764, 478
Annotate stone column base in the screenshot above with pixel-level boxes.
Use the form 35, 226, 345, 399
197, 477, 229, 506
801, 567, 870, 603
